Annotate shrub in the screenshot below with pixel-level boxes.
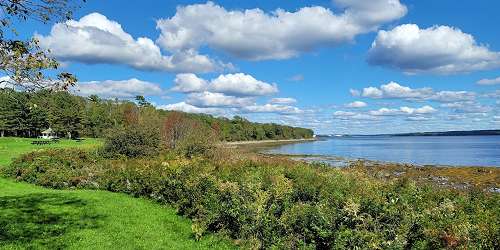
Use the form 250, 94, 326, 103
162, 112, 217, 158
4, 150, 499, 249
103, 125, 161, 158
175, 125, 217, 158
1, 149, 102, 189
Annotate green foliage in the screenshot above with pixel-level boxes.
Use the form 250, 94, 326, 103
0, 1, 81, 91
185, 114, 314, 141
2, 148, 101, 188
162, 112, 217, 158
135, 95, 151, 107
0, 90, 84, 138
48, 91, 84, 138
4, 149, 499, 249
175, 127, 216, 158
0, 89, 314, 141
103, 125, 161, 158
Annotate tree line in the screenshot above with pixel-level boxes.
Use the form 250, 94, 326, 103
0, 89, 314, 141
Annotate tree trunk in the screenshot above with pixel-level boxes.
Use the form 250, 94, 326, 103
0, 130, 4, 137
67, 131, 72, 139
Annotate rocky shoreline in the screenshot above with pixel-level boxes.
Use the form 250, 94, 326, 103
287, 154, 500, 193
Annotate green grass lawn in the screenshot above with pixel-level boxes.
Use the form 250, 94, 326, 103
0, 137, 235, 249
0, 137, 102, 166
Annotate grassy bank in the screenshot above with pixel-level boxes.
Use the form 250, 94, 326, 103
0, 178, 234, 249
0, 137, 234, 249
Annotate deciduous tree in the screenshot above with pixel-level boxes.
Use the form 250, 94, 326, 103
0, 0, 84, 91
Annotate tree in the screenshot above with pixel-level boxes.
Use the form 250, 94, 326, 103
103, 124, 161, 158
162, 112, 191, 149
88, 94, 101, 103
0, 89, 315, 140
0, 89, 21, 136
48, 91, 83, 138
25, 98, 49, 137
122, 103, 139, 126
161, 112, 216, 157
0, 0, 84, 91
135, 95, 151, 107
82, 95, 113, 137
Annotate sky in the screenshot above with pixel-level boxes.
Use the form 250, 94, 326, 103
14, 0, 500, 134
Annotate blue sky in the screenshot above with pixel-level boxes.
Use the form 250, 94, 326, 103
16, 0, 500, 134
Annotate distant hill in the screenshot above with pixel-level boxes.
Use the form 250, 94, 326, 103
318, 130, 500, 137
391, 130, 500, 136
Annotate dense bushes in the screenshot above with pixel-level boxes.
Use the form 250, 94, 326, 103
3, 149, 499, 249
2, 149, 102, 189
102, 112, 217, 159
103, 125, 161, 158
162, 112, 216, 158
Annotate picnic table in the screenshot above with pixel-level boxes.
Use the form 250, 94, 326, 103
31, 140, 52, 145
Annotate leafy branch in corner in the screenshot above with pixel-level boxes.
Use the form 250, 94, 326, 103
0, 0, 85, 91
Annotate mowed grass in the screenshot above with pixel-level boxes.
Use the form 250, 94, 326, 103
0, 137, 235, 250
0, 137, 102, 166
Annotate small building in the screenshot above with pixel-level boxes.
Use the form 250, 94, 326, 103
40, 128, 56, 139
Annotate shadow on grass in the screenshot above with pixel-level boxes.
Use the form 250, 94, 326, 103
0, 193, 104, 248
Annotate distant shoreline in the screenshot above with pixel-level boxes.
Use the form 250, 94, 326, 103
320, 129, 500, 137
390, 129, 500, 137
224, 138, 316, 145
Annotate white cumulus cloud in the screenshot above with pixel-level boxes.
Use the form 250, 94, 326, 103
349, 89, 361, 97
171, 73, 278, 96
400, 105, 436, 114
441, 101, 492, 114
358, 82, 475, 102
406, 116, 431, 121
361, 87, 384, 98
210, 73, 278, 96
334, 111, 377, 120
431, 91, 476, 103
270, 98, 297, 104
477, 77, 500, 85
186, 91, 255, 108
158, 102, 224, 114
334, 111, 356, 116
156, 1, 406, 60
368, 24, 500, 74
369, 108, 400, 116
36, 12, 223, 73
369, 105, 436, 116
345, 101, 367, 108
242, 104, 303, 114
171, 73, 207, 93
75, 78, 163, 99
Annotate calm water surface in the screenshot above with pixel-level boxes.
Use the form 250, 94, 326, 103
267, 136, 500, 167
